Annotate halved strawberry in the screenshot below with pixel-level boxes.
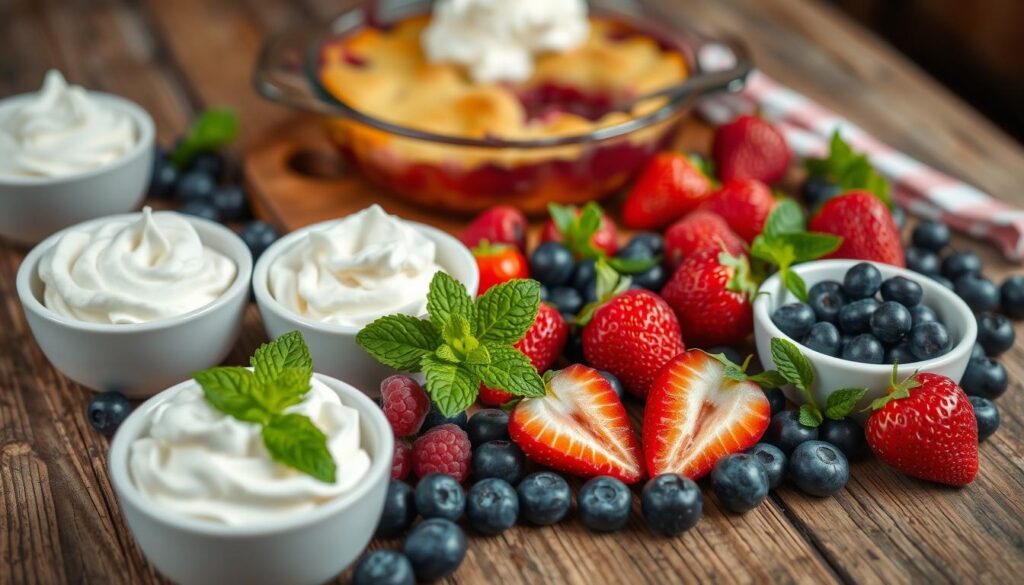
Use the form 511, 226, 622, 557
643, 351, 771, 480
509, 364, 643, 483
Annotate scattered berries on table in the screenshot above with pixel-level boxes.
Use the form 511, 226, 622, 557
787, 440, 850, 497
663, 210, 745, 269
905, 246, 940, 276
460, 205, 528, 252
969, 396, 999, 442
699, 178, 778, 243
975, 312, 1015, 356
622, 152, 713, 230
420, 405, 469, 434
710, 453, 769, 514
712, 114, 791, 185
764, 410, 819, 456
380, 374, 430, 438
642, 474, 703, 536
391, 441, 412, 481
412, 424, 472, 482
472, 440, 525, 484
466, 478, 519, 536
954, 273, 1000, 313
661, 250, 755, 348
87, 391, 131, 435
402, 518, 467, 582
818, 418, 868, 460
747, 443, 787, 489
239, 220, 279, 260
529, 242, 575, 287
377, 480, 417, 539
1000, 275, 1024, 318
577, 476, 632, 532
960, 357, 1008, 400
809, 191, 905, 267
467, 409, 510, 447
473, 242, 529, 295
941, 250, 982, 281
352, 550, 415, 585
414, 473, 466, 521
517, 471, 572, 526
911, 220, 950, 252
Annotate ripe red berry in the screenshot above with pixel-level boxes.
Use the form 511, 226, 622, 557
392, 440, 412, 481
380, 375, 430, 437
412, 423, 472, 482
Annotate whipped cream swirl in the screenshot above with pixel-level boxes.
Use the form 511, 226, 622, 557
0, 70, 136, 178
269, 205, 444, 327
39, 207, 237, 324
422, 0, 590, 83
129, 377, 371, 525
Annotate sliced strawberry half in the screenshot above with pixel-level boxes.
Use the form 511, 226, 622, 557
643, 350, 771, 480
509, 364, 643, 484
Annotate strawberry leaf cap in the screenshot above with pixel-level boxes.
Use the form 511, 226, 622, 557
574, 258, 631, 326
805, 131, 891, 208
720, 250, 759, 299
866, 362, 921, 411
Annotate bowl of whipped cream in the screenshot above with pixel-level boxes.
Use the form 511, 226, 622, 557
253, 204, 479, 394
16, 207, 252, 396
108, 371, 392, 585
0, 70, 155, 245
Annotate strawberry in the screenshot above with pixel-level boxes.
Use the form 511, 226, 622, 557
712, 114, 791, 184
643, 350, 771, 479
509, 364, 643, 483
660, 250, 756, 348
663, 210, 745, 269
809, 191, 905, 267
542, 202, 618, 258
479, 303, 568, 406
460, 205, 527, 252
865, 369, 978, 486
581, 288, 686, 399
698, 179, 777, 243
472, 241, 529, 295
621, 152, 714, 230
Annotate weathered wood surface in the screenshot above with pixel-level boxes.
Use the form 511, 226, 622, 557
1, 1, 1023, 584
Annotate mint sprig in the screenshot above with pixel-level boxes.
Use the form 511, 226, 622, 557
702, 350, 786, 389
193, 331, 336, 483
751, 200, 842, 301
769, 337, 824, 427
170, 108, 239, 168
357, 272, 546, 417
805, 131, 891, 207
548, 202, 658, 274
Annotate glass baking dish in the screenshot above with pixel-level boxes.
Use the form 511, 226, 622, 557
254, 0, 751, 215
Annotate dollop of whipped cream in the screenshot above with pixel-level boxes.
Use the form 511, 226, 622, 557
39, 207, 237, 324
0, 70, 136, 177
422, 0, 590, 83
269, 204, 444, 327
129, 377, 371, 525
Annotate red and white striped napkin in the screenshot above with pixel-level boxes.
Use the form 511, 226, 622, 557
698, 68, 1024, 262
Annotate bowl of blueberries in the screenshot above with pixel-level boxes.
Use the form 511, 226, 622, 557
753, 259, 977, 411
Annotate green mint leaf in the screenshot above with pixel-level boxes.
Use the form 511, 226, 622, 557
777, 232, 843, 262
782, 269, 809, 302
356, 314, 442, 371
421, 355, 479, 417
170, 108, 239, 168
764, 199, 806, 238
442, 314, 472, 344
252, 331, 313, 386
262, 413, 336, 483
426, 271, 474, 332
748, 370, 788, 389
466, 345, 546, 398
825, 387, 868, 420
804, 131, 890, 208
769, 337, 814, 392
798, 404, 824, 428
607, 255, 659, 274
547, 203, 577, 235
257, 367, 311, 414
474, 279, 540, 344
194, 367, 269, 424
750, 236, 794, 269
465, 344, 491, 366
435, 344, 460, 363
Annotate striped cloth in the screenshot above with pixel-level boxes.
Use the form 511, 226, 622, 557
698, 69, 1024, 262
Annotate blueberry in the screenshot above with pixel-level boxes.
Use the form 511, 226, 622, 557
148, 150, 179, 198
539, 284, 550, 302
570, 259, 597, 293
467, 409, 509, 447
517, 471, 571, 526
764, 388, 787, 417
885, 342, 917, 365
931, 275, 954, 290
787, 441, 849, 497
211, 184, 251, 222
909, 304, 937, 327
565, 329, 585, 364
529, 242, 575, 287
954, 273, 1000, 313
891, 206, 907, 230
420, 404, 469, 433
765, 411, 819, 455
800, 176, 841, 209
598, 369, 625, 399
960, 358, 1008, 400
803, 321, 841, 356
87, 391, 131, 435
642, 474, 702, 536
176, 169, 216, 201
843, 262, 882, 299
352, 550, 415, 585
189, 151, 226, 180
941, 251, 982, 281
179, 200, 220, 222
239, 220, 279, 260
414, 473, 465, 521
747, 443, 787, 489
976, 312, 1015, 356
402, 519, 467, 582
616, 239, 655, 262
710, 454, 769, 513
1000, 275, 1024, 319
772, 302, 816, 340
969, 396, 999, 442
841, 333, 884, 364
472, 440, 525, 484
911, 220, 950, 252
880, 277, 922, 307
577, 476, 631, 532
905, 247, 940, 276
629, 233, 664, 256
838, 298, 879, 334
466, 478, 518, 535
818, 418, 868, 460
549, 286, 583, 316
377, 480, 417, 539
808, 280, 846, 324
632, 263, 667, 291
971, 342, 986, 361
907, 321, 952, 360
869, 301, 912, 344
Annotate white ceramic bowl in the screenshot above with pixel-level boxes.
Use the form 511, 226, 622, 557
253, 218, 479, 395
108, 373, 393, 585
0, 91, 155, 245
16, 212, 252, 397
754, 259, 976, 412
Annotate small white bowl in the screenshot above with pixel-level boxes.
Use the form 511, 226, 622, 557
108, 373, 393, 585
253, 218, 479, 395
16, 212, 253, 397
754, 259, 976, 412
0, 91, 155, 245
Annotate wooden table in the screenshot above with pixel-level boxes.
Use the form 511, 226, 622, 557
2, 1, 1023, 583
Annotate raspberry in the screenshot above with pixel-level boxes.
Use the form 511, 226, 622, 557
392, 441, 412, 481
479, 385, 512, 406
381, 375, 430, 437
412, 424, 472, 482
